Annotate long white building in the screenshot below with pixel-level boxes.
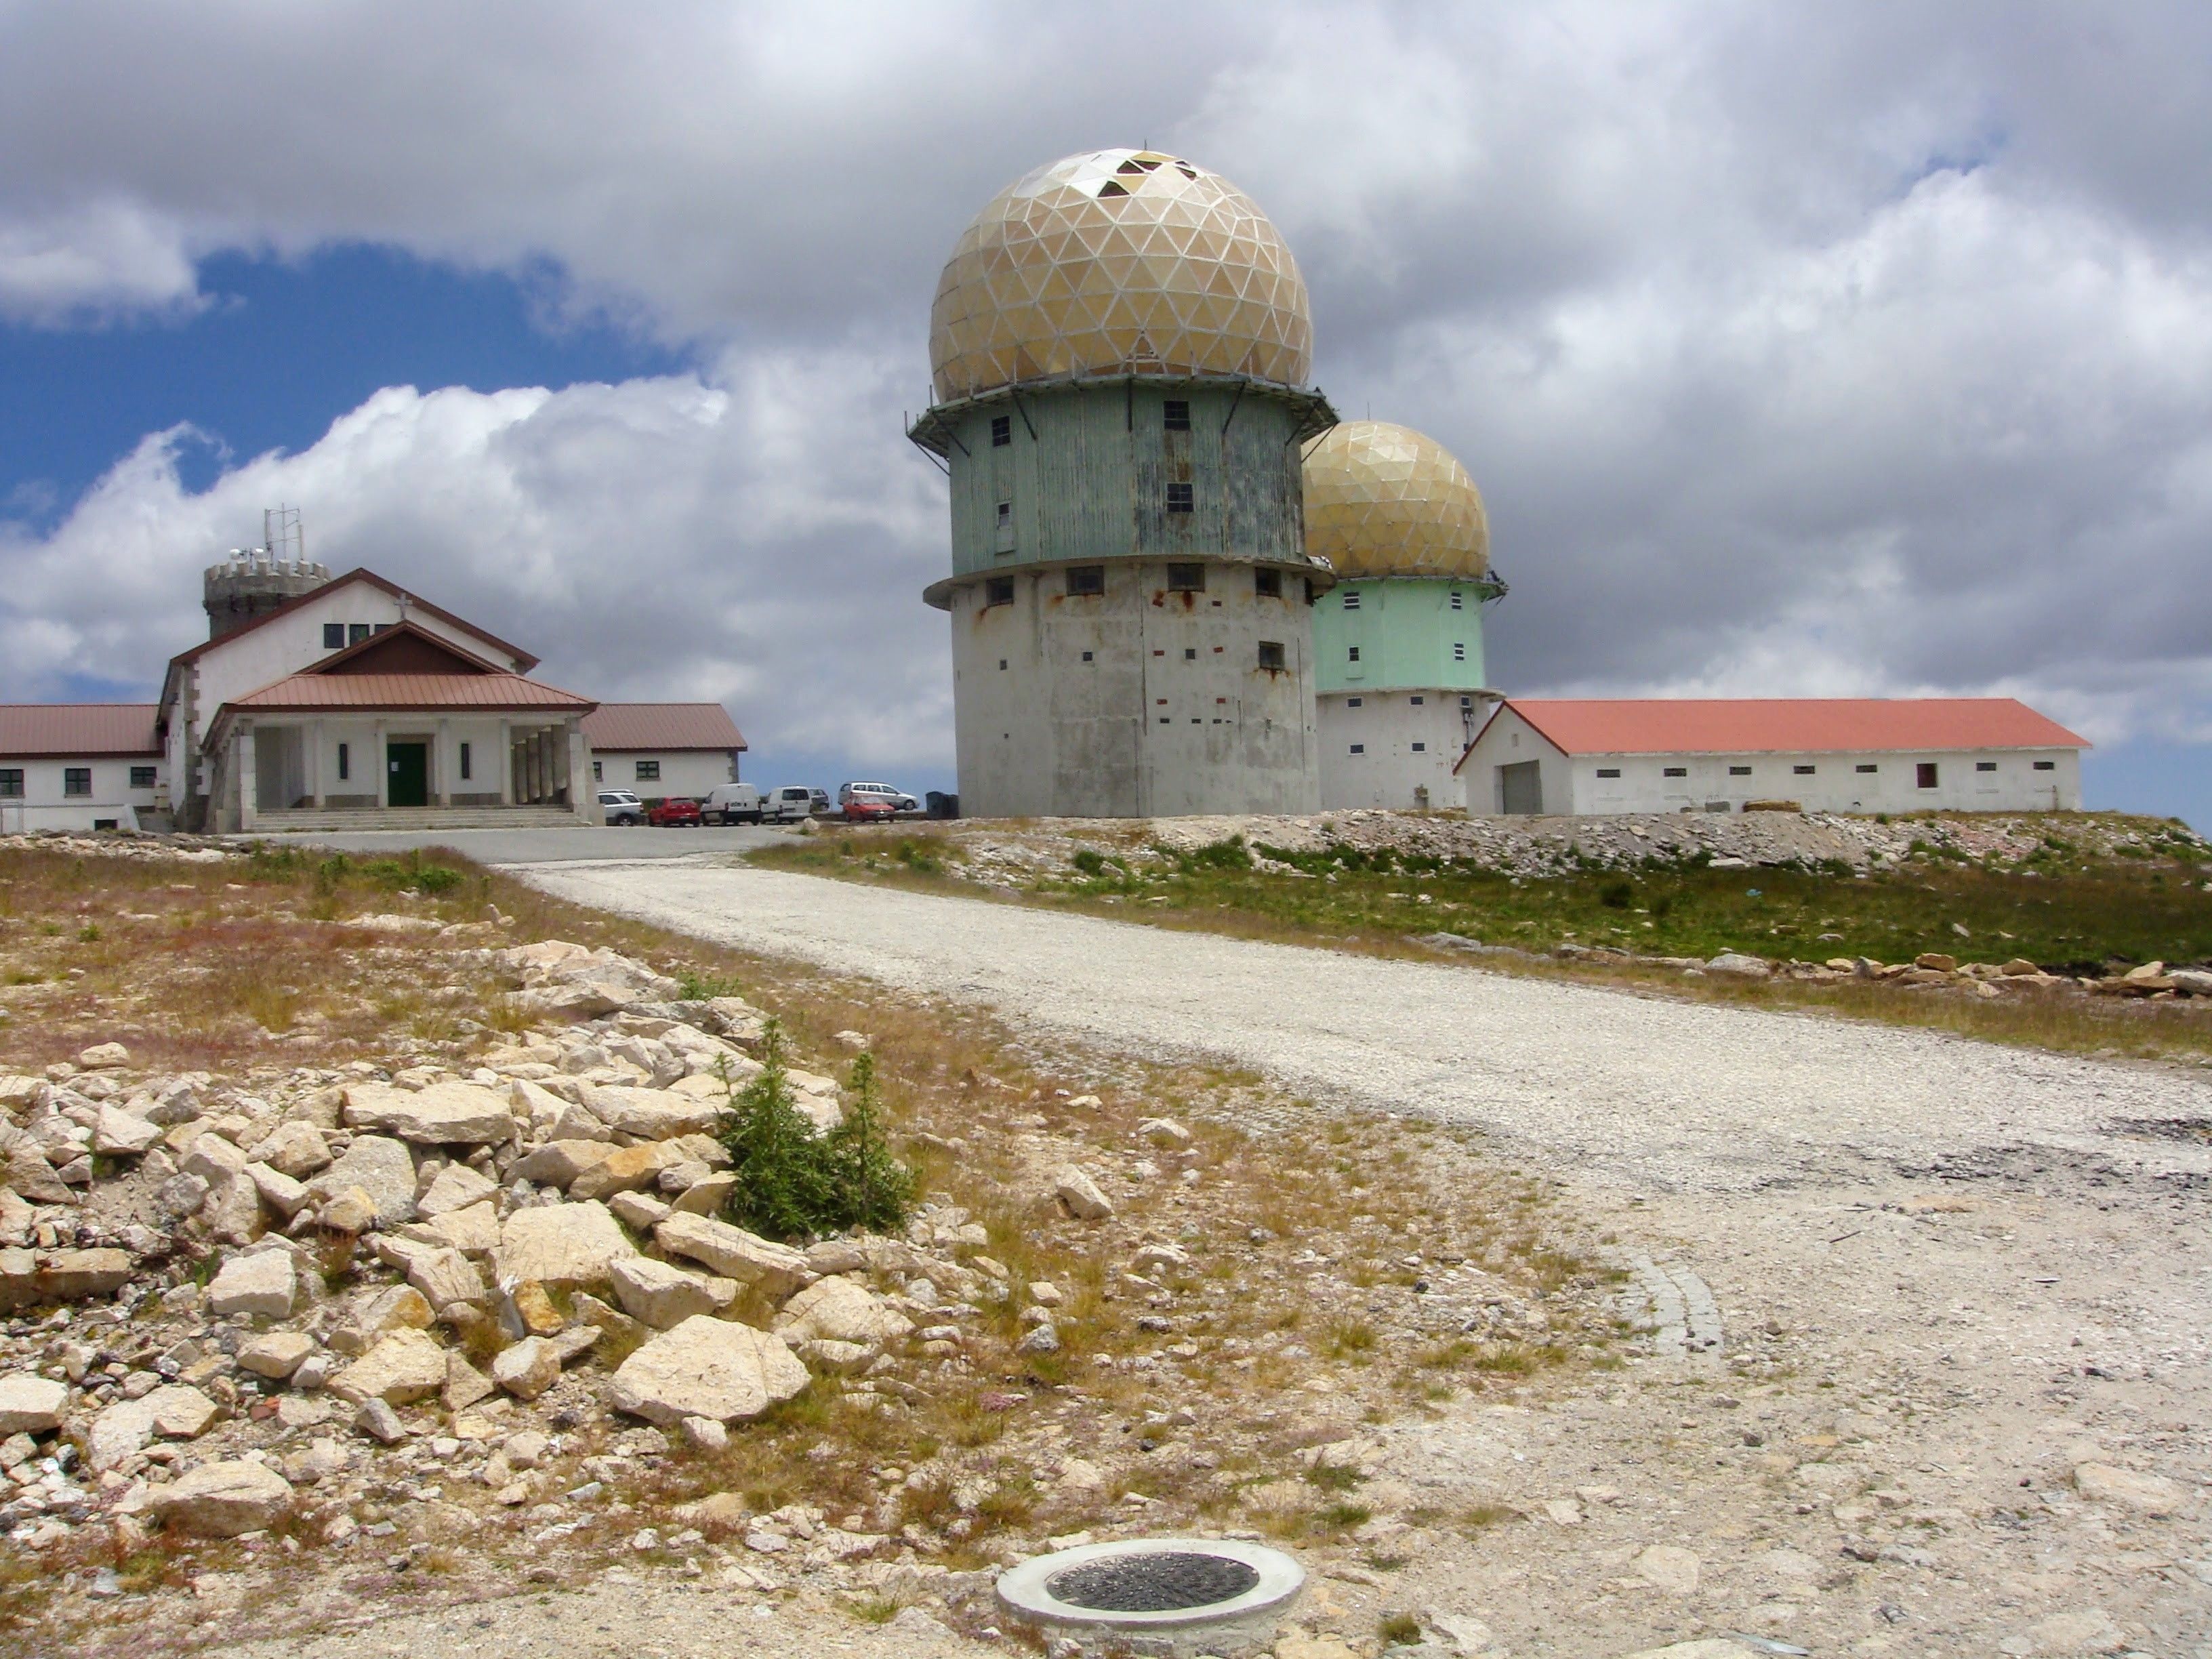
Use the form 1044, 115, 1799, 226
1458, 698, 2087, 816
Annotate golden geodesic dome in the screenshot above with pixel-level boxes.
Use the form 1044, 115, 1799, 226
928, 149, 1312, 404
1302, 421, 1491, 580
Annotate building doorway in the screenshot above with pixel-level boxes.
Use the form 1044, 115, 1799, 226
1498, 760, 1542, 815
386, 741, 429, 807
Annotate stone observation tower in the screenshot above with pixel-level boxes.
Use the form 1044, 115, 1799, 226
202, 506, 329, 640
909, 149, 1339, 818
1302, 422, 1506, 809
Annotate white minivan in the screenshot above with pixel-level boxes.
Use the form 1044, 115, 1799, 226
761, 785, 816, 823
701, 783, 762, 824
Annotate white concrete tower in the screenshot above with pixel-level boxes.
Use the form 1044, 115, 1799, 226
910, 150, 1338, 819
1303, 422, 1506, 809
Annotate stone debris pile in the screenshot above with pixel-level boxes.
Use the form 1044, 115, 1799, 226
0, 939, 1002, 1558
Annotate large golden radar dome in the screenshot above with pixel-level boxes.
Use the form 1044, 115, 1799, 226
1303, 421, 1491, 580
928, 149, 1312, 404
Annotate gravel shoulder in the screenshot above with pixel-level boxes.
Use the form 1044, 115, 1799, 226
488, 857, 2212, 1659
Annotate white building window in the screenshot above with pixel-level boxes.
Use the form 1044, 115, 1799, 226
1450, 592, 1463, 610
1452, 642, 1465, 661
1346, 697, 1361, 707
1342, 592, 1360, 610
1728, 765, 1752, 776
1349, 743, 1365, 754
1411, 742, 1426, 752
2032, 760, 2055, 771
459, 742, 473, 781
1409, 695, 1425, 705
1975, 760, 1997, 772
64, 768, 91, 797
1663, 766, 1687, 778
1596, 768, 1621, 778
636, 760, 661, 782
129, 766, 157, 788
1856, 763, 1877, 773
0, 769, 20, 798
1793, 764, 1815, 775
1917, 762, 1939, 788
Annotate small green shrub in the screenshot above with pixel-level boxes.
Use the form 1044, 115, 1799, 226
1378, 1612, 1423, 1647
716, 1026, 916, 1240
1071, 848, 1107, 877
1598, 880, 1633, 909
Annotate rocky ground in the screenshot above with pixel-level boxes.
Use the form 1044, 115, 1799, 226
513, 854, 2212, 1658
0, 836, 1633, 1658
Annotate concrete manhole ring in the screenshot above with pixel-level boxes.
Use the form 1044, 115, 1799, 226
998, 1538, 1303, 1655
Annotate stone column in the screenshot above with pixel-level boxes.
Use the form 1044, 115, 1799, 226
236, 722, 258, 833
374, 720, 389, 808
565, 717, 591, 823
309, 720, 326, 808
497, 719, 513, 806
435, 718, 451, 807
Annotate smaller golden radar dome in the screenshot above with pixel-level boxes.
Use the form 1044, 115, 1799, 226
929, 149, 1312, 403
1303, 421, 1490, 580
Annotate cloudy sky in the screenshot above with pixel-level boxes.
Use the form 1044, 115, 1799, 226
2, 2, 2207, 821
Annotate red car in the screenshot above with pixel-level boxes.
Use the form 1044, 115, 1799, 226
840, 797, 896, 823
647, 797, 702, 827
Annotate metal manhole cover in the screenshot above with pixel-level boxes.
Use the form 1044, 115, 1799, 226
1045, 1551, 1261, 1612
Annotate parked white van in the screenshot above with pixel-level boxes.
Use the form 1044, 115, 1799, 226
762, 785, 816, 823
701, 783, 762, 824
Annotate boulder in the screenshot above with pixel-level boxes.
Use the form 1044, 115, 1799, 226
607, 1314, 808, 1425
496, 1202, 636, 1288
2, 1140, 74, 1204
245, 1161, 312, 1218
305, 1136, 417, 1227
328, 1328, 448, 1406
319, 1188, 380, 1235
1914, 951, 1959, 972
653, 1212, 809, 1297
669, 1172, 736, 1216
568, 1141, 691, 1203
206, 1250, 296, 1319
443, 1353, 495, 1412
1704, 952, 1771, 978
582, 1086, 722, 1141
93, 1105, 162, 1157
609, 1256, 737, 1330
148, 1458, 294, 1538
417, 1200, 499, 1254
491, 1336, 564, 1400
246, 1120, 331, 1179
1051, 1164, 1114, 1222
238, 1332, 316, 1380
0, 1247, 131, 1311
405, 1246, 488, 1314
0, 1373, 68, 1434
147, 1383, 219, 1439
201, 1172, 264, 1245
77, 1042, 131, 1070
87, 1396, 162, 1469
772, 1275, 913, 1347
417, 1162, 497, 1217
1136, 1116, 1191, 1147
344, 1082, 516, 1146
509, 1140, 615, 1188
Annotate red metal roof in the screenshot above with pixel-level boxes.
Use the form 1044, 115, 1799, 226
1505, 698, 2090, 756
222, 673, 595, 715
582, 703, 747, 752
0, 704, 161, 758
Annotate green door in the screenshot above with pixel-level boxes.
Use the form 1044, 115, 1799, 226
386, 741, 429, 807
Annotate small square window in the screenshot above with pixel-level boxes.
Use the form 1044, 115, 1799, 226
1000, 659, 1009, 670
372, 622, 392, 634
1409, 695, 1424, 705
64, 767, 92, 796
323, 622, 345, 649
635, 760, 661, 782
129, 765, 157, 788
1728, 765, 1752, 776
1066, 565, 1105, 596
1349, 743, 1365, 754
1663, 766, 1688, 778
1341, 592, 1360, 610
1452, 642, 1466, 661
990, 414, 1010, 447
2032, 759, 2055, 771
1163, 399, 1190, 431
1856, 762, 1878, 774
348, 622, 371, 644
1975, 760, 1997, 772
0, 769, 22, 799
459, 742, 473, 781
1258, 640, 1285, 670
1596, 767, 1621, 778
1917, 762, 1939, 788
337, 743, 350, 781
1411, 741, 1426, 752
1347, 646, 1360, 662
996, 500, 1012, 525
985, 576, 1015, 606
1451, 592, 1465, 611
1346, 697, 1361, 708
1160, 717, 1170, 724
1460, 696, 1473, 708
1254, 568, 1281, 598
1165, 482, 1193, 513
592, 760, 602, 781
1082, 651, 1094, 663
1166, 562, 1205, 592
1793, 764, 1815, 775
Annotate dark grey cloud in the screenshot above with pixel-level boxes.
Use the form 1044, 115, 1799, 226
1, 1, 2208, 764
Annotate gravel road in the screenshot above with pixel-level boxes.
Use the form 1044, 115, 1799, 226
485, 858, 2212, 1658
517, 860, 2212, 1195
